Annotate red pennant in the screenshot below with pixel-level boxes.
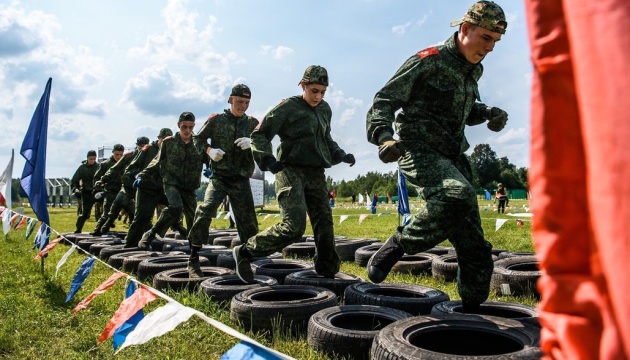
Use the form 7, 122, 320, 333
32, 236, 63, 261
98, 286, 157, 344
74, 272, 126, 314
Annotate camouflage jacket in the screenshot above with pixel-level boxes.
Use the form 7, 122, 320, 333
101, 150, 137, 191
193, 109, 259, 179
94, 155, 121, 192
126, 141, 161, 190
251, 95, 346, 169
140, 133, 204, 191
366, 32, 489, 159
70, 160, 97, 192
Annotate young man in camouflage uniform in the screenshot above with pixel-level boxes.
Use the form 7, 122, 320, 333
90, 137, 150, 236
233, 66, 356, 283
71, 150, 98, 233
186, 84, 260, 277
90, 144, 125, 235
124, 129, 172, 248
365, 1, 509, 313
137, 113, 205, 251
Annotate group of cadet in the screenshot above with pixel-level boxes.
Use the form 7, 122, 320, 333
70, 1, 509, 313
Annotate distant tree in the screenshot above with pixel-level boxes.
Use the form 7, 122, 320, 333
470, 144, 501, 189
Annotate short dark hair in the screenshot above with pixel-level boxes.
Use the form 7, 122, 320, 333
87, 150, 97, 157
113, 144, 125, 152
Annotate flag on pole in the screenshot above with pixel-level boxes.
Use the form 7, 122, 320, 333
397, 167, 412, 226
20, 78, 52, 230
0, 149, 14, 235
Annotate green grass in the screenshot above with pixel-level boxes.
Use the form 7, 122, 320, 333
0, 199, 535, 359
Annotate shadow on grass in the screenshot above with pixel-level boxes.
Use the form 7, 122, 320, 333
39, 274, 74, 309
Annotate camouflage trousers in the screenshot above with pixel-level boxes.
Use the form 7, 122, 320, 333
97, 188, 135, 231
125, 187, 167, 247
152, 185, 197, 238
245, 166, 339, 277
397, 149, 494, 305
75, 191, 95, 232
188, 175, 258, 247
93, 191, 117, 231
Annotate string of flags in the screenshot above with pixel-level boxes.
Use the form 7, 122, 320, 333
0, 206, 294, 360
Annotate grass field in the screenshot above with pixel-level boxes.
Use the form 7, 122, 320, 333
0, 199, 536, 359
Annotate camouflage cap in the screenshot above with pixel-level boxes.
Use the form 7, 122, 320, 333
179, 111, 195, 122
299, 65, 329, 86
158, 128, 173, 138
136, 136, 150, 146
450, 1, 507, 34
230, 84, 251, 99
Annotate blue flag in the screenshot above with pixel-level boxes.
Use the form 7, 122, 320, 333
20, 78, 52, 228
65, 256, 96, 303
397, 167, 411, 226
113, 282, 144, 350
220, 341, 285, 360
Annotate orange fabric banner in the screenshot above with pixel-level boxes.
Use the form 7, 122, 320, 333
73, 272, 126, 314
525, 0, 630, 358
98, 286, 157, 344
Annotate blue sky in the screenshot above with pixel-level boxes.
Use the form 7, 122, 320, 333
0, 0, 531, 181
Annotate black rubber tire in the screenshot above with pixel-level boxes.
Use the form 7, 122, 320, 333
136, 255, 210, 281
89, 239, 122, 257
422, 246, 452, 256
99, 245, 142, 262
76, 236, 117, 252
335, 239, 380, 262
282, 242, 317, 259
200, 274, 278, 304
308, 305, 412, 360
198, 249, 232, 266
430, 300, 539, 326
251, 258, 314, 284
105, 231, 128, 240
60, 232, 82, 244
216, 252, 283, 270
343, 283, 450, 316
391, 253, 438, 275
229, 237, 242, 248
497, 251, 536, 260
107, 250, 152, 269
284, 270, 364, 298
152, 266, 233, 292
121, 252, 181, 273
354, 244, 383, 267
491, 256, 541, 298
230, 285, 338, 336
431, 254, 459, 282
213, 236, 236, 247
370, 314, 542, 360
160, 239, 191, 252
206, 231, 234, 244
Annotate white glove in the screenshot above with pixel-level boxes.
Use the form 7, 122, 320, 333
234, 137, 252, 150
207, 147, 225, 162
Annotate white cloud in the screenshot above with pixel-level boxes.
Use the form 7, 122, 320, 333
495, 127, 528, 143
392, 22, 411, 35
259, 45, 294, 60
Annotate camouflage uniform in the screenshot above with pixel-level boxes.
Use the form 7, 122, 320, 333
94, 150, 138, 234
365, 31, 499, 304
188, 110, 260, 247
92, 154, 123, 232
247, 95, 349, 277
124, 141, 168, 247
71, 160, 98, 232
139, 132, 204, 238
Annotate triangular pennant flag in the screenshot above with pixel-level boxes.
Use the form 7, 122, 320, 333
495, 219, 509, 232
115, 302, 196, 353
32, 236, 63, 261
113, 281, 144, 350
221, 340, 286, 360
305, 215, 310, 222
339, 215, 349, 224
15, 216, 28, 231
56, 244, 77, 277
0, 149, 14, 235
74, 272, 126, 314
65, 257, 97, 303
33, 224, 50, 251
98, 286, 158, 344
358, 214, 369, 224
1, 209, 11, 236
25, 219, 39, 240
10, 213, 20, 226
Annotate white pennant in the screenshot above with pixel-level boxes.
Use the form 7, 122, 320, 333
115, 302, 196, 353
358, 214, 369, 224
495, 219, 509, 232
2, 209, 11, 236
339, 215, 349, 224
55, 244, 77, 277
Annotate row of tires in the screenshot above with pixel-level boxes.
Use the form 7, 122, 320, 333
62, 232, 541, 359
